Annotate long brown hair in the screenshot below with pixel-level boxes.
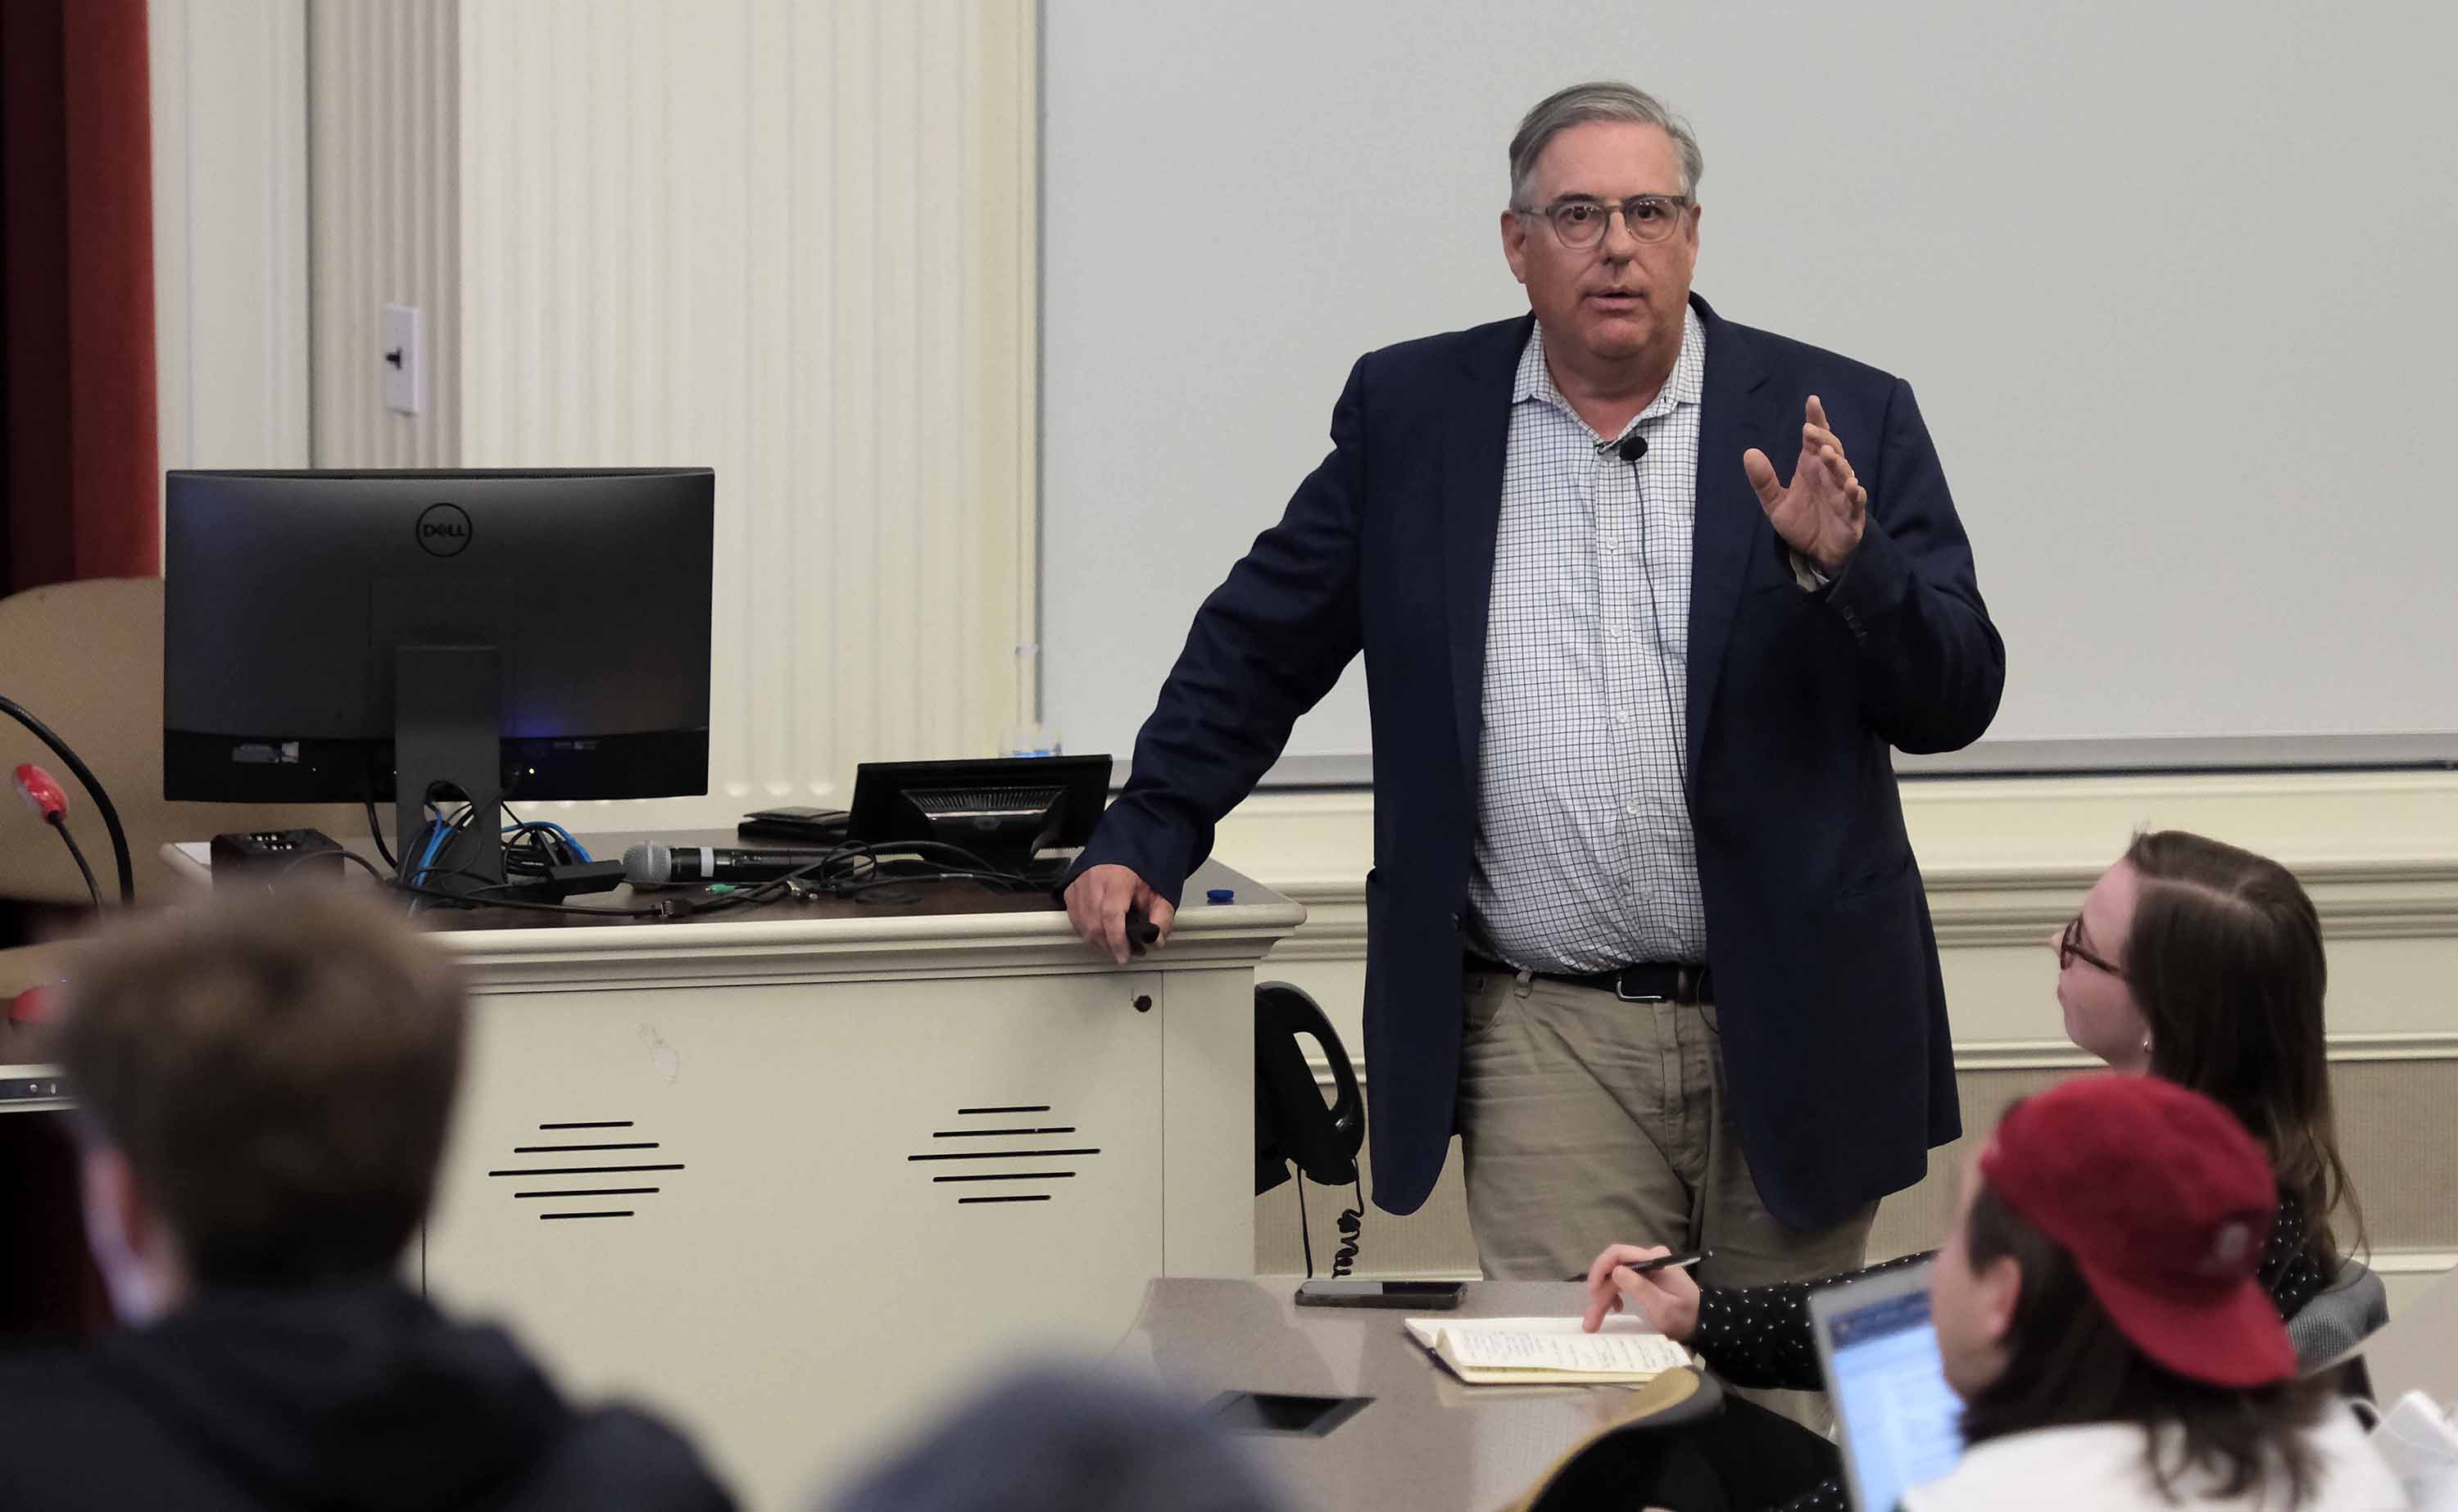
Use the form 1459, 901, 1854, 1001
1957, 1184, 2328, 1503
2124, 831, 2363, 1266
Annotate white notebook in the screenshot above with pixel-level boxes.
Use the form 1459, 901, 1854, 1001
1405, 1315, 1694, 1385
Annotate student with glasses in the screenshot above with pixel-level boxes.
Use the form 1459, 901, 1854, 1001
1582, 830, 2371, 1512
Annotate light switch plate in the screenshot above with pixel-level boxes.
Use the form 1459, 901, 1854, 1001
381, 302, 423, 415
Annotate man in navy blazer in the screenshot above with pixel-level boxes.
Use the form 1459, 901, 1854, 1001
1063, 84, 2002, 1293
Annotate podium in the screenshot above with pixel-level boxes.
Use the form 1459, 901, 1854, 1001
419, 858, 1300, 1510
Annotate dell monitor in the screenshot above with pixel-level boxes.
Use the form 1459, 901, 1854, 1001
164, 469, 714, 894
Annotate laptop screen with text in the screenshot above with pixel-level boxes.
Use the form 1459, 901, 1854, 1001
1811, 1265, 1966, 1511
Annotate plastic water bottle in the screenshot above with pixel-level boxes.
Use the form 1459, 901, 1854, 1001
997, 643, 1062, 758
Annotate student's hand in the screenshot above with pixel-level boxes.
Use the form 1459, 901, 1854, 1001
1582, 1243, 1703, 1341
1743, 395, 1867, 576
1062, 864, 1175, 966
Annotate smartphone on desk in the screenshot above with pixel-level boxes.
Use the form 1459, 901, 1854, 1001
1294, 1279, 1465, 1310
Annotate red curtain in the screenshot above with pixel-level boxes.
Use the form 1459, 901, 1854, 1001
0, 0, 160, 594
0, 0, 151, 1335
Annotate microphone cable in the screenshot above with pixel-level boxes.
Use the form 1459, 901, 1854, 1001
0, 695, 133, 903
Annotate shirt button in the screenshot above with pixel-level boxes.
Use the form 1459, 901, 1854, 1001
1613, 710, 1633, 726
1624, 801, 1642, 817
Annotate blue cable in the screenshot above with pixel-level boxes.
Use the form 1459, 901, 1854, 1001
410, 808, 456, 889
501, 819, 589, 862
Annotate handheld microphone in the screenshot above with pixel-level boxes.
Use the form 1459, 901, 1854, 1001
12, 764, 68, 822
622, 841, 821, 888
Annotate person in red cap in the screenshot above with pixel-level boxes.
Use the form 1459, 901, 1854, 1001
1581, 831, 2376, 1510
1901, 1074, 2401, 1510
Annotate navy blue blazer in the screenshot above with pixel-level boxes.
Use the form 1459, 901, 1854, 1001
1070, 295, 2004, 1228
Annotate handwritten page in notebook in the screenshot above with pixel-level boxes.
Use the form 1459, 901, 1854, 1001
1404, 1315, 1693, 1383
1440, 1328, 1690, 1374
1403, 1315, 1657, 1350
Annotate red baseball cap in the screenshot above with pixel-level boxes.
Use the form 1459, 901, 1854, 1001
1977, 1074, 2295, 1388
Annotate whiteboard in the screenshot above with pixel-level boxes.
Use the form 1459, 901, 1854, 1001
1041, 1, 2458, 778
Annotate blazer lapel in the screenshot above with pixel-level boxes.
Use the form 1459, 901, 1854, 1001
1685, 297, 1778, 781
1442, 317, 1530, 785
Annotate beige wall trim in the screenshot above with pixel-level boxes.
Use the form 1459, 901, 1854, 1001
1948, 1033, 2458, 1073
1309, 1030, 2458, 1091
2377, 1249, 2458, 1276
1264, 860, 2458, 951
1241, 771, 2458, 944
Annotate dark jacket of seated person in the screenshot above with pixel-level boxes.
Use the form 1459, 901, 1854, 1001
0, 1279, 724, 1510
0, 891, 732, 1512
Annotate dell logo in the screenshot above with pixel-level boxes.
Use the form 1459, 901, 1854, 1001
415, 502, 473, 557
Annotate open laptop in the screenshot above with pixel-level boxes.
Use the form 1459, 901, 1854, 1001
1808, 1261, 1966, 1511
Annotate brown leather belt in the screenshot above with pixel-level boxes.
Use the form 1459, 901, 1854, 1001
1468, 956, 1713, 1005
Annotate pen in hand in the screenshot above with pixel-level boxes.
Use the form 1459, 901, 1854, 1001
1615, 1248, 1707, 1274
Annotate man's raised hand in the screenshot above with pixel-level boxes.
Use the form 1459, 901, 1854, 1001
1742, 394, 1867, 577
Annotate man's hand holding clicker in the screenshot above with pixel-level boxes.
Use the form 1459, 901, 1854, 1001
1743, 395, 1867, 577
1062, 862, 1177, 966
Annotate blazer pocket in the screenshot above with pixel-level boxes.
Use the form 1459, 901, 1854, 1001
1837, 852, 1915, 903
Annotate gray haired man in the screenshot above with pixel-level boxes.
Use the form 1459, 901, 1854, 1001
1064, 83, 2001, 1333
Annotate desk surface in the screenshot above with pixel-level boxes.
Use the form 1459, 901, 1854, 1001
164, 828, 1069, 931
1115, 1279, 1667, 1512
155, 831, 1293, 948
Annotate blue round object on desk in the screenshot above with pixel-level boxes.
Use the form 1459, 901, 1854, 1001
1205, 887, 1234, 905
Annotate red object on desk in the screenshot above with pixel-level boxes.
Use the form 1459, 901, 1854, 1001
8, 985, 55, 1025
12, 764, 68, 822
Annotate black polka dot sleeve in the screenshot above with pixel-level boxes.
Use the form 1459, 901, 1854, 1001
1772, 1481, 1850, 1512
2259, 1190, 2326, 1320
1688, 1252, 1934, 1392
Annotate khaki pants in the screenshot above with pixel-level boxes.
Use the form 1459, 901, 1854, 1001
1455, 967, 1875, 1425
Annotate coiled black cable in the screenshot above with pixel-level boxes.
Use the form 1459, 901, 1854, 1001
1, 694, 134, 903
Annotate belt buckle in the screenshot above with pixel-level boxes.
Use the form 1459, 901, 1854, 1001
1614, 965, 1699, 1004
1613, 969, 1668, 1004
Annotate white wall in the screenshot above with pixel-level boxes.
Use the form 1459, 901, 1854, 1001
1041, 0, 2458, 769
149, 0, 310, 478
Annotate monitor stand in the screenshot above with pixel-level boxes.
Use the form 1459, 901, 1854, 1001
393, 644, 506, 897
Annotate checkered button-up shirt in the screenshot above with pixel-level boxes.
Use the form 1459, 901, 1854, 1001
1467, 308, 1710, 973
